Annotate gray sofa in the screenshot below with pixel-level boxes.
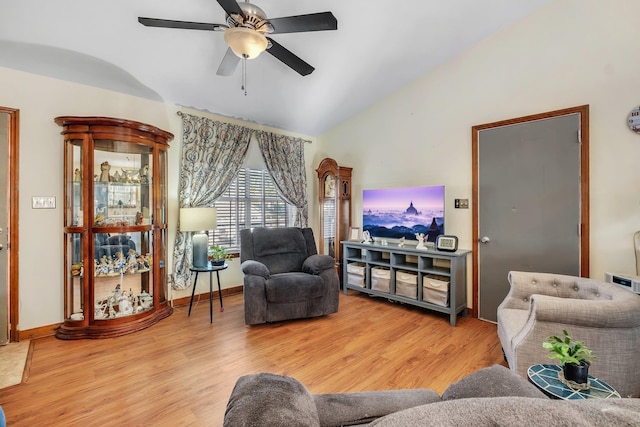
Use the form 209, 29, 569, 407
497, 271, 640, 398
223, 365, 640, 426
240, 227, 340, 325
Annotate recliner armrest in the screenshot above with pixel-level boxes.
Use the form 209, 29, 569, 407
302, 254, 336, 275
241, 260, 270, 278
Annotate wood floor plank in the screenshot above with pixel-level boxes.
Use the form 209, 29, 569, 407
0, 291, 505, 426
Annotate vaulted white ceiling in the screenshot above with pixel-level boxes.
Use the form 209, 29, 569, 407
0, 0, 550, 136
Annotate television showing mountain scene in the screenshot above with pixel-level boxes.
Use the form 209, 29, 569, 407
363, 185, 444, 241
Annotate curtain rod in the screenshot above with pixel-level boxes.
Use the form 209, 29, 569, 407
177, 110, 312, 144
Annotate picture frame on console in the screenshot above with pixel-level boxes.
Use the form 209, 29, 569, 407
349, 227, 360, 241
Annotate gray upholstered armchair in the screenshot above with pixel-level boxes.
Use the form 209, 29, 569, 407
497, 271, 640, 398
240, 227, 340, 325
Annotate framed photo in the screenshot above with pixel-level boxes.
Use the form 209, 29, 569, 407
436, 235, 458, 252
349, 227, 361, 241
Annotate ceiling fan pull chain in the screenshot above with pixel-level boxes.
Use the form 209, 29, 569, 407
242, 55, 247, 96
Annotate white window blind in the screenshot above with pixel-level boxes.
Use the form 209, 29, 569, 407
208, 168, 294, 251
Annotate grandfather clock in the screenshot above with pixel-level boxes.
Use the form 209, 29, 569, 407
316, 158, 352, 282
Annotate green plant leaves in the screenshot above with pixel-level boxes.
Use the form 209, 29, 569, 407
541, 329, 595, 365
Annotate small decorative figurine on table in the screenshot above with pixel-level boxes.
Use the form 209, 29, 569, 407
398, 237, 406, 247
415, 233, 426, 249
362, 230, 373, 244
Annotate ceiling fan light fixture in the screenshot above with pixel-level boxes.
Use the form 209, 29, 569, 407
224, 27, 268, 59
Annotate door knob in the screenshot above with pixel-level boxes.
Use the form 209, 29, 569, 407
0, 244, 3, 250
480, 236, 490, 244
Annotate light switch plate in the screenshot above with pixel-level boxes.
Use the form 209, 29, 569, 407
454, 199, 469, 209
32, 196, 56, 209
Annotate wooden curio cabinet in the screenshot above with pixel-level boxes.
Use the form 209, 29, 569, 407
55, 116, 174, 339
316, 158, 352, 282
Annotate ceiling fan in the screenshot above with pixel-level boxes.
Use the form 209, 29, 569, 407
138, 0, 337, 77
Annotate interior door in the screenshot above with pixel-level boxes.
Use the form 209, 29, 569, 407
472, 106, 589, 322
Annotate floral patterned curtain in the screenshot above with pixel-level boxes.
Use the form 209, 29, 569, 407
173, 112, 252, 289
255, 131, 309, 227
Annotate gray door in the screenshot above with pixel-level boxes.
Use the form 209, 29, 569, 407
0, 113, 8, 344
475, 111, 585, 322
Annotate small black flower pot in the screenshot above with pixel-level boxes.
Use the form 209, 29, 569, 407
211, 260, 225, 266
563, 361, 590, 384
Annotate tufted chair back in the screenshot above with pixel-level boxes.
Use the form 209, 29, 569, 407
503, 271, 633, 307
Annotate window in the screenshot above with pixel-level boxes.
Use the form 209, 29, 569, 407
208, 168, 294, 251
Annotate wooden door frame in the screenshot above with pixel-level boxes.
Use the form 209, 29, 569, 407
1, 107, 19, 342
470, 105, 589, 318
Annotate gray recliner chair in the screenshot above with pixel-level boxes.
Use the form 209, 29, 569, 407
240, 227, 340, 325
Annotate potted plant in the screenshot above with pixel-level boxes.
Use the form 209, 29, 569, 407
208, 245, 232, 266
542, 329, 595, 385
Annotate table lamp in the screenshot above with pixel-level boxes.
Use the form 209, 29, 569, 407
180, 207, 217, 268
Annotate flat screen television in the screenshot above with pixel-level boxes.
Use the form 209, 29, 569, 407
362, 185, 444, 241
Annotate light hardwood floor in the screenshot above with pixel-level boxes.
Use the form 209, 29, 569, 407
0, 291, 505, 426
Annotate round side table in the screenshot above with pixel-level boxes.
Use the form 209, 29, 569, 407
189, 262, 228, 323
527, 364, 620, 400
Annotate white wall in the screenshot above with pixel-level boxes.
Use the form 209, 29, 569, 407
0, 67, 317, 330
318, 0, 640, 299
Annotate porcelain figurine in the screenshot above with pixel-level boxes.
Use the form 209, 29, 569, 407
139, 164, 150, 184
96, 256, 110, 276
127, 249, 138, 272
140, 291, 153, 309
113, 252, 126, 273
118, 294, 133, 316
415, 233, 426, 249
99, 161, 111, 182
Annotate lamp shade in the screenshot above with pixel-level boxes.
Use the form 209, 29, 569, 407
180, 207, 217, 269
180, 207, 217, 232
224, 27, 268, 59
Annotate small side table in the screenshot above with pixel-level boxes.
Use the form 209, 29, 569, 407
527, 364, 620, 400
189, 262, 228, 323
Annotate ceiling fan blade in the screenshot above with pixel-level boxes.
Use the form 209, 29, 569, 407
216, 48, 241, 76
266, 38, 314, 76
138, 17, 227, 31
268, 12, 337, 34
216, 0, 244, 19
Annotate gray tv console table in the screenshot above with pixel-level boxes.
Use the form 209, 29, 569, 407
342, 241, 470, 326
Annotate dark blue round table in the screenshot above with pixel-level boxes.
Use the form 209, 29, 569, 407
527, 364, 620, 400
189, 262, 228, 323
